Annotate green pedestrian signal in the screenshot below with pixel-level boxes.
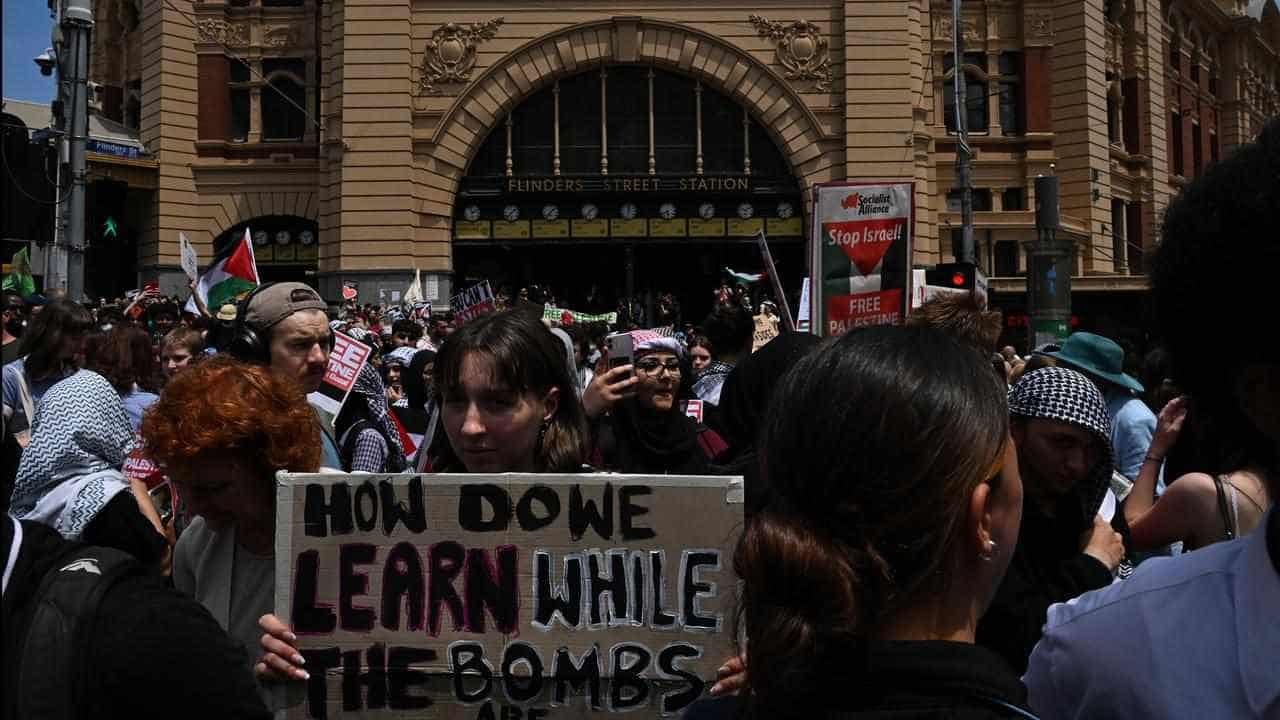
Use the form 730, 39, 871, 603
103, 216, 118, 238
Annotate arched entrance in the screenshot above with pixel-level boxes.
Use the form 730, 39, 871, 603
452, 65, 806, 324
214, 215, 319, 286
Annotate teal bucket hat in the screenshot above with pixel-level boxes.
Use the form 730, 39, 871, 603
1047, 332, 1144, 394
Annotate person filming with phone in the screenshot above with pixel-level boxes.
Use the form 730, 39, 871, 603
583, 331, 726, 474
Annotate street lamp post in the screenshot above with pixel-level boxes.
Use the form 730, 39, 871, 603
63, 0, 93, 303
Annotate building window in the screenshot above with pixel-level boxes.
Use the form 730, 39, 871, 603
559, 72, 602, 175
229, 58, 250, 143
1002, 187, 1025, 211
1190, 62, 1200, 85
1192, 121, 1202, 175
1208, 71, 1219, 97
945, 187, 992, 211
1106, 77, 1121, 144
998, 52, 1023, 136
261, 59, 307, 142
1171, 111, 1184, 176
511, 86, 553, 175
943, 53, 989, 134
1170, 36, 1181, 72
653, 71, 696, 172
994, 241, 1020, 276
605, 67, 649, 174
1111, 199, 1127, 273
1210, 129, 1219, 164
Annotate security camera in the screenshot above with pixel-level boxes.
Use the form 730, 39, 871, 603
34, 49, 55, 76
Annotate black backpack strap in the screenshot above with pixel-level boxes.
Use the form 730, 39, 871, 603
16, 545, 140, 720
1213, 474, 1236, 540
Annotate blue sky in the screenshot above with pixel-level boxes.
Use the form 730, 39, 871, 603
3, 1, 56, 103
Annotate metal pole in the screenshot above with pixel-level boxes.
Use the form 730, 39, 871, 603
951, 0, 975, 265
64, 0, 94, 302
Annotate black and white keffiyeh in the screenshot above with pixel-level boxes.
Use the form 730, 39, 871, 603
348, 363, 407, 471
10, 370, 134, 539
1009, 366, 1114, 517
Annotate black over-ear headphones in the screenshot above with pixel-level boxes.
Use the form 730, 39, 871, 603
227, 282, 277, 363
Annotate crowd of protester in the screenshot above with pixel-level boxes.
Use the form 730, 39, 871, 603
2, 119, 1278, 718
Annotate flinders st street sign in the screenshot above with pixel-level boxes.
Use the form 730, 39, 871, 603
502, 175, 752, 194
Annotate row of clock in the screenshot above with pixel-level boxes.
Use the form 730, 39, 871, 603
463, 201, 796, 223
251, 229, 316, 246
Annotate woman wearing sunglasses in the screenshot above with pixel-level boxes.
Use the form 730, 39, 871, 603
583, 332, 727, 474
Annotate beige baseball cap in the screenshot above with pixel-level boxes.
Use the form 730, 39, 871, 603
242, 282, 327, 331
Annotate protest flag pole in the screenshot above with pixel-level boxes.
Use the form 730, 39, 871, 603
755, 230, 795, 332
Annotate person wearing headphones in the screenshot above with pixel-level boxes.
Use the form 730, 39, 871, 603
226, 282, 341, 469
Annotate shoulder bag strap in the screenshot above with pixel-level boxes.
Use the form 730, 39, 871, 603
1213, 474, 1236, 540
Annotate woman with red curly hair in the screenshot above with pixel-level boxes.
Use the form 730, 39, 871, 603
142, 355, 320, 709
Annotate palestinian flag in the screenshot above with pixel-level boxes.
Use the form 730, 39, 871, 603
724, 267, 765, 286
185, 228, 259, 314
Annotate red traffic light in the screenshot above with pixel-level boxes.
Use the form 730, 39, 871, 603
951, 272, 966, 286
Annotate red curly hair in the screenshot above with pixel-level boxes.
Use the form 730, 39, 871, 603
141, 355, 321, 480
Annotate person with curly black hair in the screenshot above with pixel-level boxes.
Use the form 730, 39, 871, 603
1024, 117, 1280, 719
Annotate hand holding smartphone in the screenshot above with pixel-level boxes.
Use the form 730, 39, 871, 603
605, 332, 634, 369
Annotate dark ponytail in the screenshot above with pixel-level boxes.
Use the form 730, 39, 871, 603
735, 325, 1008, 716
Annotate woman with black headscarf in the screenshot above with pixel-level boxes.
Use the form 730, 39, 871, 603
335, 363, 407, 473
712, 332, 822, 515
583, 332, 726, 474
392, 348, 436, 466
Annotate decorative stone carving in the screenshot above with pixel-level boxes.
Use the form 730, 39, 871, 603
932, 15, 984, 43
197, 19, 249, 47
417, 18, 504, 95
1025, 10, 1054, 40
749, 15, 832, 91
263, 25, 303, 48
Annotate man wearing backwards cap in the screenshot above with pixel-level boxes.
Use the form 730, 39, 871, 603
1048, 331, 1157, 483
234, 282, 341, 468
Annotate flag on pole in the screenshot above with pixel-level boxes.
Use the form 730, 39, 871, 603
402, 268, 424, 306
723, 267, 765, 285
185, 228, 259, 315
3, 247, 35, 298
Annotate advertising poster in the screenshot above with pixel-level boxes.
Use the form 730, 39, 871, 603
275, 473, 744, 719
809, 182, 914, 337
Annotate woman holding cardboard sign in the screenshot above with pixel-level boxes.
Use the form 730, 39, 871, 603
727, 325, 1032, 718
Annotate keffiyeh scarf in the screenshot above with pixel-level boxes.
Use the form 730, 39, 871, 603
349, 363, 407, 471
1009, 366, 1114, 519
10, 370, 135, 539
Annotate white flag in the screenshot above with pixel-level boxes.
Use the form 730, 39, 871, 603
402, 268, 424, 306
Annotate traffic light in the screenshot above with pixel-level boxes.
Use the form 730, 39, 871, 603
923, 262, 988, 306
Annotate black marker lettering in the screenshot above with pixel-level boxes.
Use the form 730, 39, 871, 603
501, 641, 545, 703
515, 485, 560, 531
650, 551, 677, 628
342, 644, 387, 711
681, 551, 719, 630
552, 645, 602, 709
428, 541, 466, 635
381, 542, 425, 632
533, 552, 582, 629
305, 482, 353, 537
387, 646, 436, 710
464, 546, 519, 634
568, 482, 613, 541
658, 643, 704, 713
381, 477, 427, 534
460, 484, 514, 532
292, 549, 337, 634
339, 544, 377, 632
610, 643, 652, 710
450, 642, 493, 703
619, 485, 656, 540
587, 551, 627, 626
353, 481, 378, 532
303, 647, 341, 720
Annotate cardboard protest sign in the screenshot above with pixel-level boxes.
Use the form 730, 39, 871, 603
179, 232, 199, 282
751, 314, 779, 352
809, 182, 913, 336
308, 330, 370, 417
275, 473, 744, 719
343, 282, 359, 301
797, 277, 811, 332
451, 280, 496, 327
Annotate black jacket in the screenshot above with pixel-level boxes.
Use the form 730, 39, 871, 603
2, 519, 270, 720
686, 640, 1033, 719
976, 502, 1113, 675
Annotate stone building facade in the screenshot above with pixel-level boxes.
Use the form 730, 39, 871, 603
84, 0, 1278, 327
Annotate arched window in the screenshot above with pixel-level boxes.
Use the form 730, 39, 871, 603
261, 59, 307, 142
229, 58, 251, 142
466, 66, 788, 179
943, 52, 989, 133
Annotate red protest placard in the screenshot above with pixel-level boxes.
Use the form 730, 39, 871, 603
309, 331, 370, 417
